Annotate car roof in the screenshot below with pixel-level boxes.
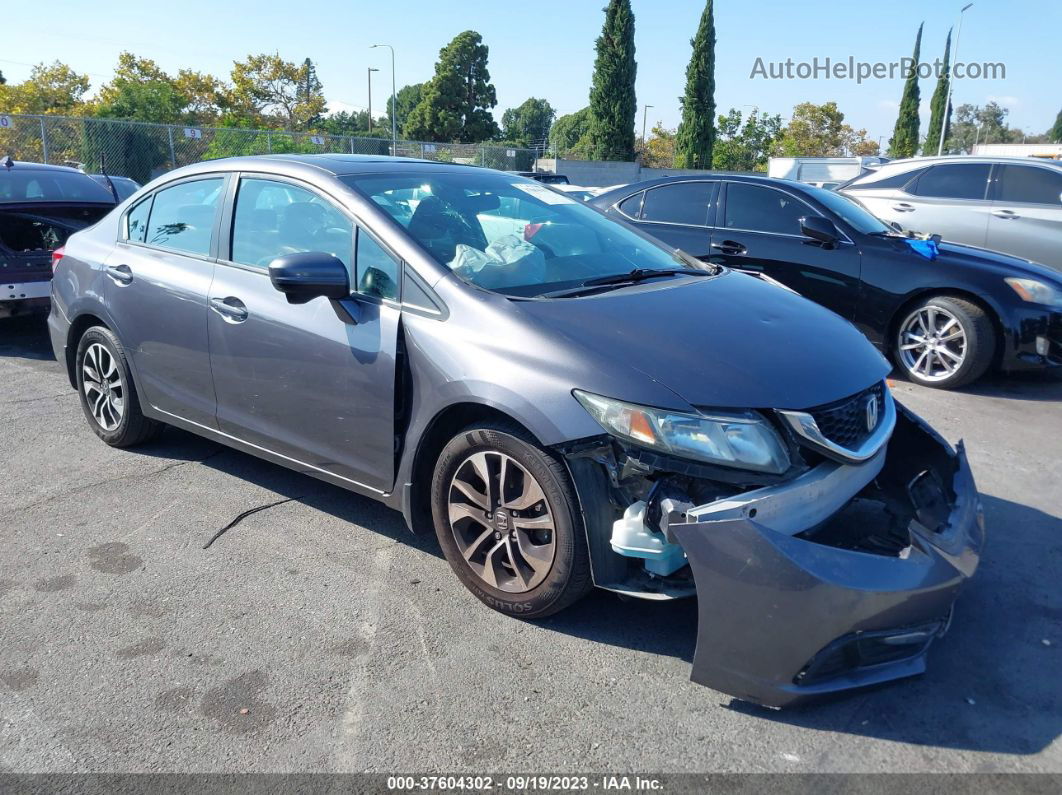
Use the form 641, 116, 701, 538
173, 153, 480, 179
874, 155, 1062, 169
1, 160, 93, 174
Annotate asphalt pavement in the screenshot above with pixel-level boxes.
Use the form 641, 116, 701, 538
1, 313, 1059, 774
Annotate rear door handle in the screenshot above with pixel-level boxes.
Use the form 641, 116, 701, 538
209, 296, 249, 322
891, 202, 915, 212
992, 209, 1020, 219
106, 264, 133, 284
710, 240, 747, 255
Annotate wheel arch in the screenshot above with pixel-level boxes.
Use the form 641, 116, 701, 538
64, 313, 110, 389
887, 288, 1006, 368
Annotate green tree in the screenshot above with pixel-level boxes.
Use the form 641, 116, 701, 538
712, 108, 782, 171
95, 53, 185, 123
404, 31, 500, 143
635, 123, 676, 168
675, 0, 716, 169
0, 70, 6, 85
1050, 108, 1062, 143
925, 29, 952, 156
382, 83, 423, 137
0, 61, 90, 115
501, 98, 555, 149
230, 54, 327, 129
550, 107, 592, 157
946, 102, 1014, 152
774, 101, 872, 157
888, 23, 923, 158
588, 0, 637, 161
175, 69, 232, 124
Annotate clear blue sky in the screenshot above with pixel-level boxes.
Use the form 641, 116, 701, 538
2, 0, 1059, 142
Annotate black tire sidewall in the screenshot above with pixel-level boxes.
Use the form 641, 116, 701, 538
430, 425, 585, 619
75, 327, 142, 445
894, 296, 994, 389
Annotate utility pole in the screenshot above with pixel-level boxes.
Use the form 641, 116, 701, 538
371, 44, 397, 155
641, 104, 653, 159
367, 67, 379, 135
938, 3, 974, 155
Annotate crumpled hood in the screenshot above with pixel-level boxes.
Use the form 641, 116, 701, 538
517, 270, 890, 411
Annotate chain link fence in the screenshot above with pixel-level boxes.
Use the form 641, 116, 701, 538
0, 114, 539, 184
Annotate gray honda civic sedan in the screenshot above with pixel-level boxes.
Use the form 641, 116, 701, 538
48, 155, 984, 707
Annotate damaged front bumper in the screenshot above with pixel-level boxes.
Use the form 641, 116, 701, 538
567, 400, 984, 708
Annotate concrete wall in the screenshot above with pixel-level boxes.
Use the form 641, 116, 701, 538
536, 158, 717, 188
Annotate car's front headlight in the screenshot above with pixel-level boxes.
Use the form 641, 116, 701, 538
1005, 277, 1062, 308
573, 390, 790, 474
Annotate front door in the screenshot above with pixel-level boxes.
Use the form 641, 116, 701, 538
710, 181, 861, 321
206, 175, 402, 493
105, 175, 227, 428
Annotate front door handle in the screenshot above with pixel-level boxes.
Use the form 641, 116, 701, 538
106, 264, 133, 284
209, 296, 249, 322
711, 240, 747, 256
891, 202, 915, 212
992, 209, 1020, 219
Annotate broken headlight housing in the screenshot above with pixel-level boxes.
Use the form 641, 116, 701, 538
573, 390, 791, 474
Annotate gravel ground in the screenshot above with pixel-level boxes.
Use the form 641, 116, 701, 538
1, 313, 1059, 774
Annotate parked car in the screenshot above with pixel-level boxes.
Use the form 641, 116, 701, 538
592, 174, 1062, 388
89, 174, 141, 201
838, 156, 1062, 272
1, 159, 116, 318
50, 155, 983, 707
550, 184, 602, 202
509, 170, 570, 185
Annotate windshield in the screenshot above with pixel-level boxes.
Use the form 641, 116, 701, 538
805, 185, 891, 235
0, 168, 116, 205
342, 171, 700, 297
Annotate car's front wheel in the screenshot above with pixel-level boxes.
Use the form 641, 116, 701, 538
430, 422, 592, 619
894, 296, 996, 389
75, 326, 162, 447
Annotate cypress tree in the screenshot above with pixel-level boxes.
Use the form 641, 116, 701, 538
888, 23, 923, 158
1051, 109, 1062, 143
675, 0, 716, 169
925, 29, 952, 155
588, 0, 637, 161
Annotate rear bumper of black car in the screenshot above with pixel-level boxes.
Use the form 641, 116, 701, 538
666, 403, 983, 708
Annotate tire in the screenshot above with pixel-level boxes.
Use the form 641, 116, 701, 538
893, 295, 996, 389
430, 422, 592, 619
75, 326, 162, 447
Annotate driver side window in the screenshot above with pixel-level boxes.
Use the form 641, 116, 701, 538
231, 178, 353, 277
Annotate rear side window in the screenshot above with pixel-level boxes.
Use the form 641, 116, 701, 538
231, 178, 353, 272
0, 169, 115, 204
996, 166, 1062, 205
124, 197, 151, 243
617, 191, 644, 218
146, 178, 224, 256
844, 167, 926, 191
639, 182, 713, 226
724, 183, 810, 236
910, 164, 990, 200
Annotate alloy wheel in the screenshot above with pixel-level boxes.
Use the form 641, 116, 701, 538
82, 343, 125, 431
447, 450, 557, 593
898, 305, 968, 382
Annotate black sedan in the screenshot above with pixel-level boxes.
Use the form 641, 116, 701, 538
592, 175, 1062, 389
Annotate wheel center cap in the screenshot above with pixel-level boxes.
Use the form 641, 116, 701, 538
493, 509, 510, 532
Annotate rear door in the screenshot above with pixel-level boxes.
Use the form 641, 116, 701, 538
616, 181, 717, 258
104, 174, 226, 428
986, 164, 1062, 268
711, 181, 861, 320
900, 163, 992, 246
206, 174, 401, 493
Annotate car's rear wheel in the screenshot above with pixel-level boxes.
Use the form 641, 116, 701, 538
430, 422, 592, 618
75, 326, 162, 447
894, 296, 995, 389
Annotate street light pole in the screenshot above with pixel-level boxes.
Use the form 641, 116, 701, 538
938, 3, 974, 156
367, 67, 379, 135
641, 104, 653, 157
371, 44, 397, 155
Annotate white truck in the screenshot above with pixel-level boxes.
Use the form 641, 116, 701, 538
768, 156, 889, 189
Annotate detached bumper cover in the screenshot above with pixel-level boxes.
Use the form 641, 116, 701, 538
670, 404, 984, 708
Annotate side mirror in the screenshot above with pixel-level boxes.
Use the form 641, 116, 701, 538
268, 252, 350, 304
800, 215, 840, 246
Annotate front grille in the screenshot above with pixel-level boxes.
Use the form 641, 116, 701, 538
806, 382, 885, 451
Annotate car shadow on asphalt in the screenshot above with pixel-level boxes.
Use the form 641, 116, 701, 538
889, 366, 1062, 403
0, 315, 55, 360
